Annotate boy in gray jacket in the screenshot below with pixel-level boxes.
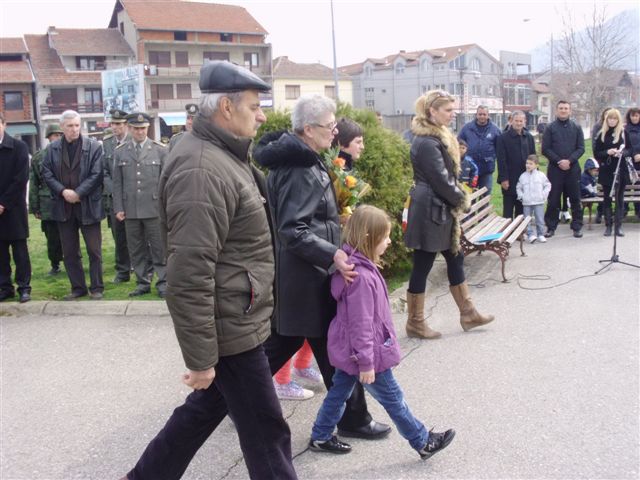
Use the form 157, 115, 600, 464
517, 154, 552, 243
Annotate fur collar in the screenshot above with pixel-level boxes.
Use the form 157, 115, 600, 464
412, 121, 461, 177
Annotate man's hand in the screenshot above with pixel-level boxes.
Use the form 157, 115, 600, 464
62, 189, 80, 204
633, 154, 640, 163
359, 369, 375, 384
558, 159, 571, 171
115, 211, 126, 221
500, 180, 510, 190
334, 249, 357, 284
182, 367, 215, 390
0, 204, 5, 215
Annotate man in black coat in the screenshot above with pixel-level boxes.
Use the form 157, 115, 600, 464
496, 111, 536, 219
41, 110, 105, 300
542, 101, 585, 238
0, 113, 32, 303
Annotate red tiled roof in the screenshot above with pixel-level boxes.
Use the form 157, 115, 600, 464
273, 56, 349, 80
430, 44, 498, 64
0, 60, 34, 83
24, 34, 101, 86
48, 28, 133, 56
0, 37, 27, 55
113, 0, 268, 35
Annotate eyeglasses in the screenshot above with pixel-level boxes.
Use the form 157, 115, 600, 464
428, 90, 451, 108
312, 121, 338, 131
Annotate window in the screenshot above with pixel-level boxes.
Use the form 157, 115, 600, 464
449, 54, 466, 70
244, 52, 259, 70
149, 51, 171, 67
449, 83, 463, 95
174, 31, 187, 41
395, 62, 404, 74
504, 84, 531, 106
76, 56, 106, 71
203, 51, 229, 62
365, 100, 375, 109
542, 97, 549, 107
175, 51, 189, 67
285, 85, 300, 100
119, 22, 124, 35
364, 87, 374, 99
84, 88, 101, 105
220, 33, 232, 42
490, 64, 495, 73
421, 59, 429, 72
150, 84, 174, 108
470, 57, 481, 72
471, 84, 481, 96
176, 84, 192, 99
324, 85, 335, 99
365, 66, 372, 77
4, 91, 23, 110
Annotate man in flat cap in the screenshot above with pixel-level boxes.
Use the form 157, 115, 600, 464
103, 109, 133, 283
121, 61, 297, 480
168, 103, 199, 152
29, 123, 64, 276
113, 112, 167, 298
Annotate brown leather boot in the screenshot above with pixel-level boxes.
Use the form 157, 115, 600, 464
449, 282, 495, 332
406, 291, 441, 339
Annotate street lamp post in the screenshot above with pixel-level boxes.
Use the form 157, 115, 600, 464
330, 0, 340, 102
458, 48, 465, 130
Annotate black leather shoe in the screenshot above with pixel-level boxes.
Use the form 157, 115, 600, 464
615, 227, 624, 237
544, 229, 555, 238
419, 428, 456, 460
63, 292, 88, 301
308, 436, 352, 454
337, 420, 392, 440
573, 229, 583, 238
129, 287, 151, 297
604, 226, 613, 236
89, 292, 104, 300
158, 290, 166, 299
112, 276, 130, 284
48, 265, 61, 276
19, 292, 31, 303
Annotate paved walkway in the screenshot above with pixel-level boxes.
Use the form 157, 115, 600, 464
1, 224, 639, 479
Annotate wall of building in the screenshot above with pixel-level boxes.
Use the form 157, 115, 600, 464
0, 84, 35, 122
272, 78, 352, 111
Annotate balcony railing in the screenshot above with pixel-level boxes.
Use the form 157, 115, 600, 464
41, 102, 104, 115
145, 64, 271, 77
146, 98, 200, 111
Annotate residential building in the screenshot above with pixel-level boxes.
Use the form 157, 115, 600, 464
0, 37, 37, 151
108, 0, 272, 139
341, 44, 511, 132
24, 27, 135, 145
271, 56, 352, 111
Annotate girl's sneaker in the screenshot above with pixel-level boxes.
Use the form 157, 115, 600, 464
537, 235, 547, 243
528, 234, 537, 244
293, 367, 323, 384
274, 380, 314, 400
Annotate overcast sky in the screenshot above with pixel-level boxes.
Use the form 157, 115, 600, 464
1, 0, 638, 67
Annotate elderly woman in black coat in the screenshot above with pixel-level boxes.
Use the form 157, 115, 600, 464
404, 90, 494, 339
254, 94, 390, 442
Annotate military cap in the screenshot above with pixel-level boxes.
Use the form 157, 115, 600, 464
126, 112, 151, 127
45, 123, 63, 138
185, 103, 199, 116
199, 60, 271, 94
109, 109, 128, 123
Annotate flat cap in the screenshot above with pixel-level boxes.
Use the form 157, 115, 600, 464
109, 109, 128, 123
45, 123, 63, 138
199, 60, 271, 94
185, 103, 199, 116
126, 112, 151, 127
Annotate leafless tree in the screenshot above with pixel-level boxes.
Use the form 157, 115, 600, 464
553, 2, 637, 126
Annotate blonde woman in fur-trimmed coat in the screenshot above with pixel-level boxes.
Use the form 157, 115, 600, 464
404, 90, 494, 339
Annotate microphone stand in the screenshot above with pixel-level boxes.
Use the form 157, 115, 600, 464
595, 148, 640, 274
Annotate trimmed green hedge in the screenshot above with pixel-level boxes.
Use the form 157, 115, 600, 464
254, 104, 414, 277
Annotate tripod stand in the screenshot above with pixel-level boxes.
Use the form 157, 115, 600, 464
595, 150, 640, 274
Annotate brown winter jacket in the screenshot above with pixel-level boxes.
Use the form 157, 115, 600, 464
159, 116, 274, 371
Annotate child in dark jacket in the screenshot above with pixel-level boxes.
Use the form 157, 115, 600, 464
458, 139, 479, 189
309, 205, 455, 460
580, 158, 599, 198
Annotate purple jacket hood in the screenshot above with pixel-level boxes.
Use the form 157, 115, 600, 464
327, 244, 401, 375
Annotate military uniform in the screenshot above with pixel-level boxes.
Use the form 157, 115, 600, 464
113, 112, 167, 296
29, 145, 63, 274
169, 103, 199, 152
102, 122, 132, 281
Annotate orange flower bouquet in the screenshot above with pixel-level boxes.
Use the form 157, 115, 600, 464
323, 147, 372, 217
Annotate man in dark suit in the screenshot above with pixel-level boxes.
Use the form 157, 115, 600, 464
0, 112, 32, 303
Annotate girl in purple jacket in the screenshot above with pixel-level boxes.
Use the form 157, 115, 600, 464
309, 205, 455, 460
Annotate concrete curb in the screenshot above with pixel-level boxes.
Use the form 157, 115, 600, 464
0, 300, 170, 317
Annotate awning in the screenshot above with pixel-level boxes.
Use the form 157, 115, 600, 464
6, 123, 37, 136
159, 112, 186, 126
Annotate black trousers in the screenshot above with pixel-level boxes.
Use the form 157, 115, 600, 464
263, 331, 372, 430
602, 180, 627, 227
57, 218, 103, 295
502, 192, 523, 219
107, 211, 131, 279
41, 220, 63, 268
408, 249, 465, 294
128, 345, 297, 480
544, 167, 583, 231
0, 239, 31, 296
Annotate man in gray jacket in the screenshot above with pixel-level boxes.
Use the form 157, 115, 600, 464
121, 61, 297, 480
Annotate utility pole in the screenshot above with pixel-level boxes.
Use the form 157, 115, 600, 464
330, 0, 340, 102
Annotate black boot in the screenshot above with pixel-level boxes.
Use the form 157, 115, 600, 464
603, 207, 613, 236
604, 225, 613, 236
595, 211, 602, 224
615, 225, 624, 237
